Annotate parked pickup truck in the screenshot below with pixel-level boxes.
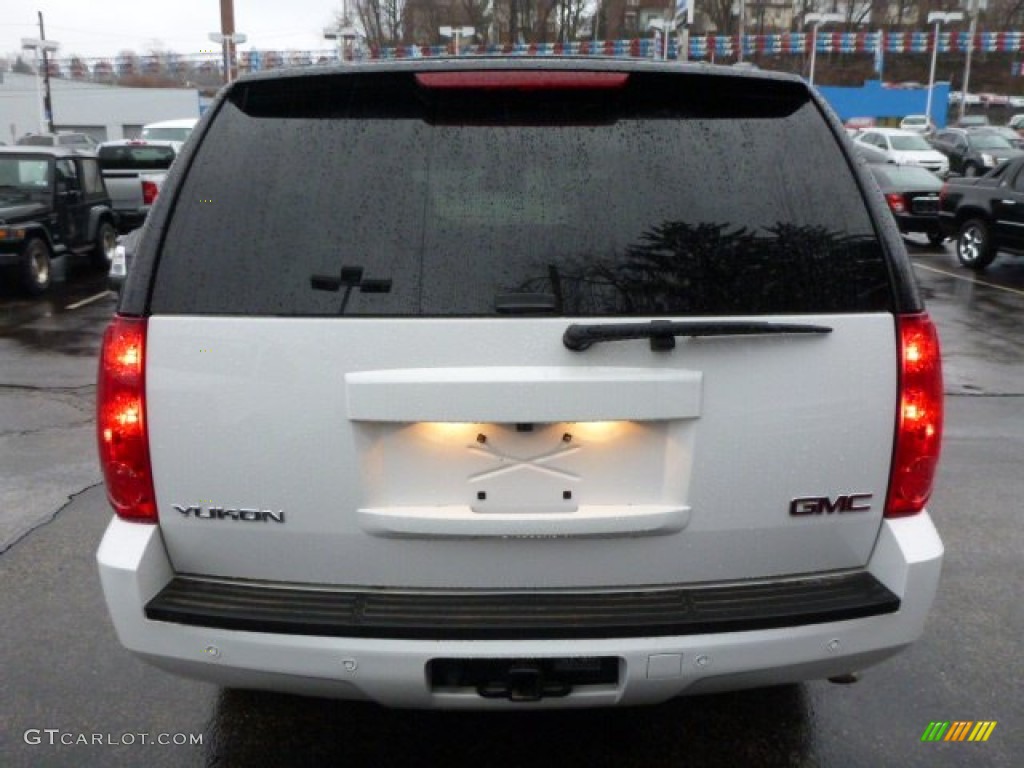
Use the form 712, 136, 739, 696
0, 145, 116, 294
939, 155, 1024, 269
97, 139, 179, 232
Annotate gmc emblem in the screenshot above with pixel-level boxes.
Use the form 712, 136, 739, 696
789, 493, 873, 516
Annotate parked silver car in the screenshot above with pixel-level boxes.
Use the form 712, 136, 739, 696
852, 127, 949, 175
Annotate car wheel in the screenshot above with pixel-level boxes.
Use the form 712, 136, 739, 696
21, 238, 53, 295
927, 232, 946, 247
93, 220, 118, 268
956, 218, 997, 270
963, 163, 980, 177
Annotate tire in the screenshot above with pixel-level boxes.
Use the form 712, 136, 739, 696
927, 231, 946, 247
20, 238, 53, 295
92, 220, 118, 268
963, 163, 980, 178
956, 218, 997, 270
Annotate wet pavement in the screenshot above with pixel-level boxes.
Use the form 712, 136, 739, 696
1, 248, 1022, 766
0, 270, 112, 553
906, 241, 1024, 395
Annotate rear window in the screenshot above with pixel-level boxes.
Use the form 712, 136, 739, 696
99, 144, 177, 171
16, 135, 55, 146
971, 134, 1013, 150
151, 70, 892, 317
889, 135, 932, 151
869, 166, 942, 188
141, 127, 192, 142
57, 134, 92, 146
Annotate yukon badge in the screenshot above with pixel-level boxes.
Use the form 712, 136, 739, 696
174, 505, 286, 523
789, 494, 873, 516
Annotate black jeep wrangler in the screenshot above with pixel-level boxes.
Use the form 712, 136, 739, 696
0, 146, 117, 294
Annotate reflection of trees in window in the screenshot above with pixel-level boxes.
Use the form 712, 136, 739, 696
519, 220, 890, 316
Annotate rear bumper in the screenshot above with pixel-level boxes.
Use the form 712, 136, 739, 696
113, 209, 149, 233
893, 213, 941, 236
97, 514, 943, 708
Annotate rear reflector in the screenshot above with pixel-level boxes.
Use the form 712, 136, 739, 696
886, 314, 943, 517
97, 316, 157, 522
415, 72, 629, 91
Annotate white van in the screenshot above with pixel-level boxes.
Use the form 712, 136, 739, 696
140, 118, 198, 143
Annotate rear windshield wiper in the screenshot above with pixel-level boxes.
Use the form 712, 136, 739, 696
563, 320, 833, 351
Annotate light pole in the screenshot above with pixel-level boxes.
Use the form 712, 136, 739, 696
649, 0, 690, 61
926, 11, 963, 129
960, 0, 980, 121
805, 13, 843, 87
649, 18, 672, 60
736, 0, 745, 63
324, 24, 358, 62
440, 26, 475, 55
210, 0, 245, 84
677, 0, 690, 63
208, 32, 247, 84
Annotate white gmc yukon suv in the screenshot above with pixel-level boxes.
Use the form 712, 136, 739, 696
96, 59, 944, 708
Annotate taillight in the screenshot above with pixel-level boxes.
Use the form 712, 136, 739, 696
886, 314, 943, 517
96, 316, 157, 522
885, 193, 907, 214
142, 179, 159, 206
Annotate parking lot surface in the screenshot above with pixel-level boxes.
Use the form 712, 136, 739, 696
1, 248, 1022, 766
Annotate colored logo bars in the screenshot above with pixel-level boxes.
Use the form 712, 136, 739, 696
921, 721, 997, 742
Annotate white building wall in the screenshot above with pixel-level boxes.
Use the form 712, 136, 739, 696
0, 72, 200, 144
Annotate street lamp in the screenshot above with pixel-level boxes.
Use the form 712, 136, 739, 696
926, 11, 963, 129
208, 32, 247, 84
804, 13, 843, 87
736, 0, 745, 63
440, 26, 475, 56
649, 0, 690, 62
960, 0, 981, 122
324, 23, 358, 62
21, 36, 59, 134
648, 18, 672, 60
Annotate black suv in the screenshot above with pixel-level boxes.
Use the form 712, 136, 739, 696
0, 146, 117, 294
929, 127, 1024, 176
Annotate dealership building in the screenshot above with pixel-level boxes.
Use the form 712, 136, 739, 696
0, 71, 201, 145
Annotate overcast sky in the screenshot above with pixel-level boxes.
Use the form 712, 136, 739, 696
3, 1, 344, 60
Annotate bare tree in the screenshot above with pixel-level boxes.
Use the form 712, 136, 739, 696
12, 55, 36, 75
347, 0, 407, 48
843, 0, 872, 26
988, 0, 1024, 28
554, 0, 590, 41
68, 55, 90, 80
459, 0, 494, 43
704, 0, 739, 35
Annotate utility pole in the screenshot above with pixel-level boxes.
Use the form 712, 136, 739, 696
220, 0, 237, 83
22, 13, 59, 135
210, 0, 246, 84
38, 12, 55, 134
